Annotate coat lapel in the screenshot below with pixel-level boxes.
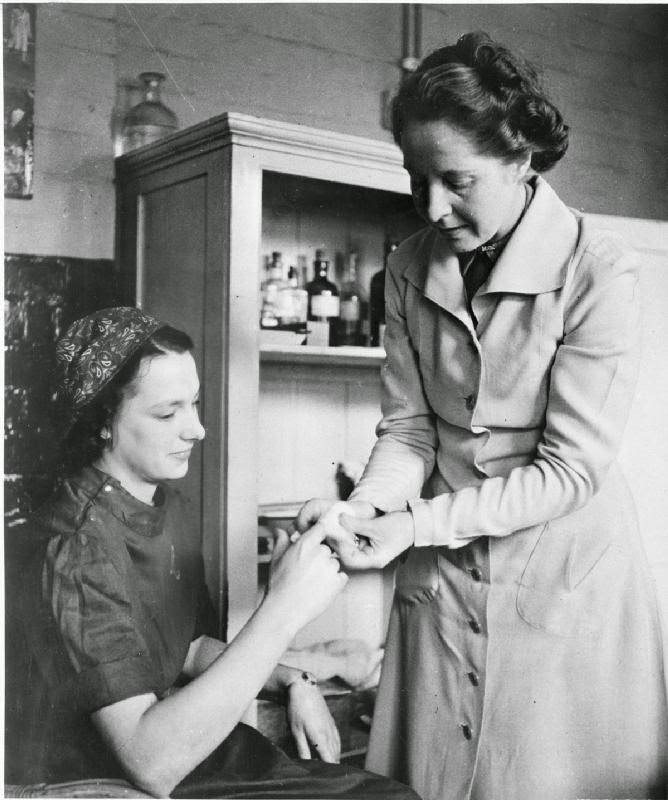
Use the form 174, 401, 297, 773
404, 227, 473, 329
478, 177, 579, 298
402, 177, 580, 331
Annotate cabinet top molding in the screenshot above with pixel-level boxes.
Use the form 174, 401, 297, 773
116, 111, 406, 180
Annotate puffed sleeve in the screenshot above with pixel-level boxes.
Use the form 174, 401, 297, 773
410, 229, 641, 546
45, 531, 161, 712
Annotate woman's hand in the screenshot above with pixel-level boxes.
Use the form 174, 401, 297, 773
287, 676, 341, 763
333, 511, 415, 570
291, 499, 379, 565
266, 526, 348, 633
292, 498, 377, 535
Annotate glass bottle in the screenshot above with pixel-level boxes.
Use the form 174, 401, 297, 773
260, 251, 287, 328
122, 72, 178, 153
369, 238, 399, 347
337, 251, 363, 346
306, 249, 339, 346
277, 265, 308, 324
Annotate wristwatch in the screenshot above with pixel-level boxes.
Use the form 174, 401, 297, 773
286, 670, 318, 690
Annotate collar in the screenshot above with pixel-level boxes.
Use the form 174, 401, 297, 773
37, 465, 168, 539
403, 177, 579, 323
460, 179, 533, 272
480, 176, 578, 296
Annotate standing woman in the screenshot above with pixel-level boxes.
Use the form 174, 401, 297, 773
296, 32, 668, 800
18, 307, 420, 800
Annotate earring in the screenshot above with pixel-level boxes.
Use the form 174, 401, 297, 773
100, 429, 112, 445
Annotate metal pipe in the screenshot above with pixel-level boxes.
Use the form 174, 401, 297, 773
401, 4, 421, 73
414, 4, 422, 62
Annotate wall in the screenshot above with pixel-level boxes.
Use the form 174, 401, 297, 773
4, 3, 667, 259
419, 4, 667, 219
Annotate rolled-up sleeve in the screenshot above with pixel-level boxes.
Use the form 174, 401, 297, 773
46, 532, 160, 712
411, 237, 641, 547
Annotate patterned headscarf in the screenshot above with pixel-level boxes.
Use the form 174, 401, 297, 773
55, 306, 162, 430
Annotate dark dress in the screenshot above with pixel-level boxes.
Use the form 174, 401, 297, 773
18, 466, 419, 799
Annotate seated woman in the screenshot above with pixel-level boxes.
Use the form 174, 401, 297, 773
17, 307, 419, 800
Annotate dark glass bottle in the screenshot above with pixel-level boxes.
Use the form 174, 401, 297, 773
306, 249, 339, 346
369, 239, 399, 347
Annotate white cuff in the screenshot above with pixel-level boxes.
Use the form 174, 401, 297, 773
407, 497, 435, 547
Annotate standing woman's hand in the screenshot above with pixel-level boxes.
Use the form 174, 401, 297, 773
292, 498, 377, 535
335, 511, 415, 570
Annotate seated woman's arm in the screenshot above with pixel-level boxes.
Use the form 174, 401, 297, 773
90, 526, 346, 798
182, 635, 341, 762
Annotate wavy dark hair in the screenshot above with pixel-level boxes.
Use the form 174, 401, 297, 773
59, 325, 194, 476
392, 31, 569, 172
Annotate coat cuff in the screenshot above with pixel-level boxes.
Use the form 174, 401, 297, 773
407, 498, 437, 547
408, 496, 477, 549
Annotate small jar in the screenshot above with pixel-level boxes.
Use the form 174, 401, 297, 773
122, 72, 178, 153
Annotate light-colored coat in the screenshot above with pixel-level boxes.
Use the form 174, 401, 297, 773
350, 178, 668, 800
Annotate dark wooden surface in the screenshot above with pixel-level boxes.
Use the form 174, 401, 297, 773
4, 253, 119, 527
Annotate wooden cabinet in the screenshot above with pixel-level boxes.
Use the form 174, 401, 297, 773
115, 112, 420, 641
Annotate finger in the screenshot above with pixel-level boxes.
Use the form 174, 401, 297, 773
340, 513, 370, 536
298, 521, 329, 548
271, 528, 290, 564
337, 570, 349, 587
295, 500, 327, 533
326, 546, 341, 563
339, 546, 376, 572
292, 726, 311, 760
349, 500, 380, 520
354, 542, 385, 570
332, 731, 341, 763
326, 722, 341, 763
315, 738, 335, 763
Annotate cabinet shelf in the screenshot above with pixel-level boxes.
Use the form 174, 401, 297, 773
260, 344, 385, 366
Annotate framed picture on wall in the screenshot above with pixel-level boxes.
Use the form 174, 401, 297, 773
4, 3, 35, 199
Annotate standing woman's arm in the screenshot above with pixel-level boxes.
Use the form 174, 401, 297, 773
356, 229, 640, 551
349, 238, 439, 511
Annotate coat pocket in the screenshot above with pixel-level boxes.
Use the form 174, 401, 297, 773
395, 546, 440, 604
516, 504, 628, 637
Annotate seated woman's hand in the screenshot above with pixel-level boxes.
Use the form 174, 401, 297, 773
286, 673, 341, 763
266, 527, 348, 631
334, 510, 415, 571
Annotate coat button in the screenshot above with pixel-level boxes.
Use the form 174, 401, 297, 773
460, 723, 472, 740
468, 618, 481, 634
465, 393, 476, 410
104, 485, 113, 492
469, 567, 482, 582
467, 672, 480, 686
